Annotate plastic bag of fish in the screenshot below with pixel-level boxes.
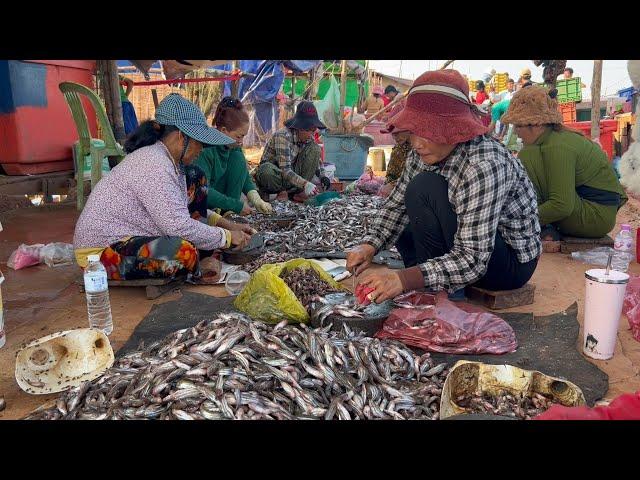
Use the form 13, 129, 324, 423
234, 259, 345, 324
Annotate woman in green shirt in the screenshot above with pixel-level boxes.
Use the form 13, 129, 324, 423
195, 97, 273, 215
502, 86, 626, 239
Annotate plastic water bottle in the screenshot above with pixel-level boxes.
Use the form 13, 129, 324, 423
83, 254, 113, 335
614, 224, 635, 271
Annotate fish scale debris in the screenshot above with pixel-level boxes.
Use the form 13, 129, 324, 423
455, 391, 558, 419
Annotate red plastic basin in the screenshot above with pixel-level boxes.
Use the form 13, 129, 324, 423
565, 120, 618, 161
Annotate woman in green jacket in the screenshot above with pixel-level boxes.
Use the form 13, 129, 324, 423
502, 86, 626, 239
195, 97, 273, 215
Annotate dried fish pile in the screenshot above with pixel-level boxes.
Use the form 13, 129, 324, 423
280, 268, 341, 310
25, 313, 449, 420
263, 195, 384, 253
455, 391, 557, 420
240, 251, 297, 274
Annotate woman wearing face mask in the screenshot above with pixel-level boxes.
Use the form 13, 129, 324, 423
346, 69, 542, 304
73, 94, 253, 281
194, 97, 273, 215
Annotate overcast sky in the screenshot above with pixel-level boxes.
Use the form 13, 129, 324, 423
368, 60, 632, 99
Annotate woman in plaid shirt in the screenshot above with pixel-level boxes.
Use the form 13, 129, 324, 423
347, 69, 542, 303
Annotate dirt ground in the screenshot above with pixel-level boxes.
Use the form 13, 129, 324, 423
1, 198, 640, 420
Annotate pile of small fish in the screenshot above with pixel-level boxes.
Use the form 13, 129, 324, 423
240, 251, 298, 274
310, 295, 367, 324
25, 313, 449, 420
244, 195, 383, 254
455, 391, 558, 420
229, 201, 306, 233
280, 268, 341, 310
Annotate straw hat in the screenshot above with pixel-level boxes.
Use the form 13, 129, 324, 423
372, 85, 384, 96
15, 328, 114, 395
501, 85, 563, 126
388, 69, 488, 144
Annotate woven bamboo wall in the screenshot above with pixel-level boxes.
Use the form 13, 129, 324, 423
122, 72, 185, 122
120, 72, 223, 123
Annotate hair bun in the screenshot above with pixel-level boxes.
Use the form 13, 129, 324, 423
220, 96, 242, 109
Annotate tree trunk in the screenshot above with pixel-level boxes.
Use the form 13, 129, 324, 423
339, 60, 348, 133
98, 60, 126, 144
590, 60, 603, 143
231, 60, 239, 97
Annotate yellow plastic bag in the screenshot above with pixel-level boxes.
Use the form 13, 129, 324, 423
234, 258, 345, 324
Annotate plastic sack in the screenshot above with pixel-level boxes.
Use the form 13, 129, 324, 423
571, 246, 633, 272
40, 242, 75, 268
622, 275, 640, 342
7, 244, 44, 270
314, 75, 341, 130
375, 291, 518, 354
356, 168, 385, 195
534, 390, 640, 420
234, 259, 345, 324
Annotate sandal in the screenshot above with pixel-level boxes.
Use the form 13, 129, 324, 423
191, 257, 223, 285
540, 225, 562, 242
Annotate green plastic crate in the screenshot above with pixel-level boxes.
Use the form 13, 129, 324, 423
556, 78, 582, 104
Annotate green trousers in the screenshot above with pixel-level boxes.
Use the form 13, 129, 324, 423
552, 196, 618, 238
255, 142, 321, 194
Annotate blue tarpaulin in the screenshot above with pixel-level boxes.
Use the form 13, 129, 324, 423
116, 60, 322, 142
218, 61, 321, 135
116, 60, 162, 70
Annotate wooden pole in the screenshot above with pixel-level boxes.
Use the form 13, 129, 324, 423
359, 91, 405, 128
98, 60, 126, 145
305, 68, 314, 101
590, 60, 603, 143
291, 74, 296, 100
440, 60, 455, 70
231, 60, 239, 97
339, 60, 348, 133
358, 60, 370, 113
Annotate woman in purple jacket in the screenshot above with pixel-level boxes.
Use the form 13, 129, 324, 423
74, 94, 253, 281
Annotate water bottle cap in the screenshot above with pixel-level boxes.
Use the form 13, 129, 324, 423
88, 254, 101, 262
621, 224, 631, 231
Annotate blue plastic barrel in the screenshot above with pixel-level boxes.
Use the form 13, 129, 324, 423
321, 134, 374, 181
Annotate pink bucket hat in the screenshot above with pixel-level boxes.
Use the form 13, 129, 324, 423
390, 69, 489, 144
372, 85, 384, 95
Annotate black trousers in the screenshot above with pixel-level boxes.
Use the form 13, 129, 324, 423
396, 171, 538, 291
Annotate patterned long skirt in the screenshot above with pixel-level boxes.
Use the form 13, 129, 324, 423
99, 164, 210, 280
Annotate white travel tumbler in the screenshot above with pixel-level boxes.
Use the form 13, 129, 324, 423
583, 268, 629, 360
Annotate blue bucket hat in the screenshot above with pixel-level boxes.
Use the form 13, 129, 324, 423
155, 93, 234, 146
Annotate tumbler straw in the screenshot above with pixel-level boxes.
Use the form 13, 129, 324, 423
605, 251, 613, 276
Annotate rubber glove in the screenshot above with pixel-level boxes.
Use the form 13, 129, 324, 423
304, 182, 319, 196
247, 190, 273, 215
